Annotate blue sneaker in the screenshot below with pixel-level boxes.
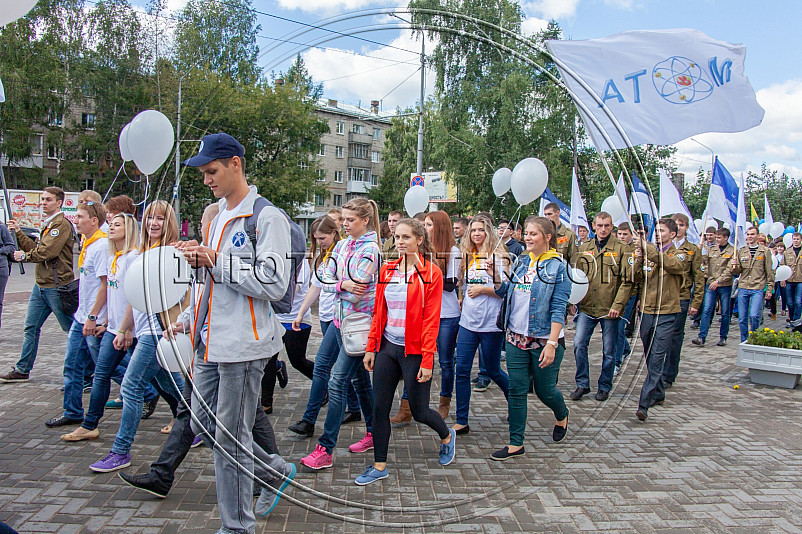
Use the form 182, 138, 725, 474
355, 465, 388, 486
90, 451, 131, 473
439, 428, 457, 466
256, 463, 296, 516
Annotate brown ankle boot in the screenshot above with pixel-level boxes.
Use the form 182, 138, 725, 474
437, 395, 451, 420
390, 399, 412, 424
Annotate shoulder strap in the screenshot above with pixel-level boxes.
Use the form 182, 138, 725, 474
246, 196, 271, 251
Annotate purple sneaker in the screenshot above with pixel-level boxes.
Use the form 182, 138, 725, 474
191, 436, 204, 448
90, 451, 131, 473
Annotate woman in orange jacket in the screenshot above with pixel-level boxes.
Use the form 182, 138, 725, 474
358, 218, 456, 485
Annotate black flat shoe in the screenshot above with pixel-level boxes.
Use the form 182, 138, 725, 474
569, 387, 591, 401
716, 339, 727, 347
553, 414, 568, 442
636, 409, 648, 421
277, 361, 289, 389
45, 415, 83, 428
141, 398, 159, 420
594, 390, 609, 401
454, 425, 470, 436
341, 411, 361, 424
649, 398, 665, 407
118, 471, 169, 499
288, 420, 314, 437
490, 446, 525, 461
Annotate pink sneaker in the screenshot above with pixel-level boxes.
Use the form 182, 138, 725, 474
300, 444, 333, 470
349, 432, 374, 453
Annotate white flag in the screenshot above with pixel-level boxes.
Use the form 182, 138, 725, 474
0, 77, 5, 103
546, 29, 765, 150
570, 169, 589, 233
764, 193, 773, 225
613, 172, 629, 225
735, 173, 748, 248
659, 169, 700, 244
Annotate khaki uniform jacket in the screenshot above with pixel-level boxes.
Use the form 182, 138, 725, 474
699, 240, 716, 280
702, 243, 735, 287
634, 243, 684, 314
381, 234, 398, 263
781, 247, 802, 283
620, 239, 640, 291
575, 238, 633, 317
733, 244, 774, 291
556, 223, 578, 265
675, 240, 704, 309
15, 213, 75, 288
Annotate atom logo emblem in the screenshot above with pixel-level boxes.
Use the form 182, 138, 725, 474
652, 56, 714, 104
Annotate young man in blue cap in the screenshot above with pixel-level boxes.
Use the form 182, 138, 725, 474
180, 133, 296, 532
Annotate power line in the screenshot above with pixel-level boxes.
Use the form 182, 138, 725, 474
379, 67, 421, 103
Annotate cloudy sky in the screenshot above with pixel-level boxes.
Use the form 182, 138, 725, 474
157, 0, 802, 183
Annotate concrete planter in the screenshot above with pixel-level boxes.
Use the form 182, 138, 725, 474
737, 342, 802, 389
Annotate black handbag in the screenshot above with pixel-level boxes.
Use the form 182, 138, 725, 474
52, 261, 79, 316
496, 291, 508, 331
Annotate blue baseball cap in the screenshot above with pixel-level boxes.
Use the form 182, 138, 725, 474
182, 132, 244, 167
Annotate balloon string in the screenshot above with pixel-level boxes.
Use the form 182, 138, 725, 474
103, 163, 125, 203
491, 203, 522, 259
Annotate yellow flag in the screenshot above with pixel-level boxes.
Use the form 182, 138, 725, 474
750, 202, 759, 224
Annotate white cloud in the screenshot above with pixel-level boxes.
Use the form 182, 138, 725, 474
601, 0, 636, 9
673, 79, 802, 180
521, 16, 549, 36
521, 0, 580, 20
302, 29, 436, 111
275, 0, 384, 15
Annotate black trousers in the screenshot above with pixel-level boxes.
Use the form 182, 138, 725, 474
149, 365, 279, 490
638, 313, 677, 412
261, 327, 314, 407
372, 338, 448, 464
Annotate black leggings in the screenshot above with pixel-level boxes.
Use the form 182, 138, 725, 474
372, 338, 449, 464
261, 327, 313, 407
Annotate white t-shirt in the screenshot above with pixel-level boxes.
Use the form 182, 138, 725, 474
383, 270, 408, 345
277, 261, 312, 324
75, 238, 109, 324
508, 261, 565, 340
440, 246, 462, 319
459, 255, 504, 333
106, 250, 138, 334
312, 259, 335, 323
211, 202, 242, 251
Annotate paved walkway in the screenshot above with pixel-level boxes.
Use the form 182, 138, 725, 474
1, 291, 801, 533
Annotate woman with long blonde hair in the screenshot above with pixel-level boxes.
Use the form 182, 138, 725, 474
89, 201, 185, 473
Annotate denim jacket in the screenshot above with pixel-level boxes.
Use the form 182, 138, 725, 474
495, 254, 571, 338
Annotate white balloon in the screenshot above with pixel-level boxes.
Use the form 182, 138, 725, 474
770, 222, 785, 239
783, 233, 794, 248
776, 265, 793, 282
123, 247, 191, 313
772, 255, 780, 271
568, 267, 589, 305
758, 221, 771, 236
492, 168, 512, 197
0, 0, 38, 27
157, 333, 194, 373
127, 110, 175, 175
510, 158, 548, 206
694, 219, 704, 234
119, 123, 133, 162
404, 185, 429, 217
600, 196, 627, 225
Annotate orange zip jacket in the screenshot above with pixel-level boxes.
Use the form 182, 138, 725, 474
366, 257, 443, 370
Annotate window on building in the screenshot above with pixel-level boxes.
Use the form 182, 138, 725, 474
371, 151, 380, 163
81, 149, 96, 164
371, 174, 379, 186
335, 146, 344, 158
47, 145, 60, 160
315, 193, 325, 206
350, 144, 369, 159
48, 111, 63, 127
317, 144, 326, 156
298, 160, 309, 170
333, 194, 342, 207
348, 168, 369, 182
334, 170, 344, 183
336, 121, 345, 135
352, 124, 366, 135
30, 134, 43, 156
82, 113, 95, 129
316, 169, 326, 181
373, 128, 382, 140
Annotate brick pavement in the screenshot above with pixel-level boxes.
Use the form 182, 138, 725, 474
1, 298, 801, 534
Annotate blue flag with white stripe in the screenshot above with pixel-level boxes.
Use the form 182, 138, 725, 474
629, 173, 659, 240
539, 187, 571, 227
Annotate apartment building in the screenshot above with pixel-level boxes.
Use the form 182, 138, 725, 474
297, 98, 393, 234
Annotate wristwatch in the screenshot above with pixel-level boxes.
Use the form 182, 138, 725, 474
87, 314, 97, 322
19, 252, 25, 261
546, 340, 559, 348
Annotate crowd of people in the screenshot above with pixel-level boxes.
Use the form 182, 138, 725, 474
0, 131, 797, 534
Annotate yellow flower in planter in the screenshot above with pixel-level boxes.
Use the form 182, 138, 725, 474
764, 327, 770, 332
771, 330, 776, 333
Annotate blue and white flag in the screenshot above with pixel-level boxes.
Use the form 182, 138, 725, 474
538, 187, 571, 228
735, 173, 748, 248
629, 173, 659, 240
0, 77, 5, 103
570, 169, 589, 233
545, 29, 764, 150
612, 172, 629, 226
659, 168, 700, 244
705, 157, 739, 239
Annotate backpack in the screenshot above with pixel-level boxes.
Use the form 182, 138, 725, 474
246, 196, 306, 315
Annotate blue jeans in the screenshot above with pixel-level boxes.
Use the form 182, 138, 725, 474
573, 312, 619, 393
16, 284, 74, 374
82, 331, 134, 430
62, 320, 101, 419
454, 327, 508, 426
787, 282, 802, 321
699, 285, 732, 341
615, 295, 638, 367
301, 321, 359, 425
318, 326, 374, 453
437, 317, 460, 398
112, 335, 182, 456
738, 289, 766, 342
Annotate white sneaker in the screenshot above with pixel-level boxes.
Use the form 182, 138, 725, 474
613, 365, 620, 377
